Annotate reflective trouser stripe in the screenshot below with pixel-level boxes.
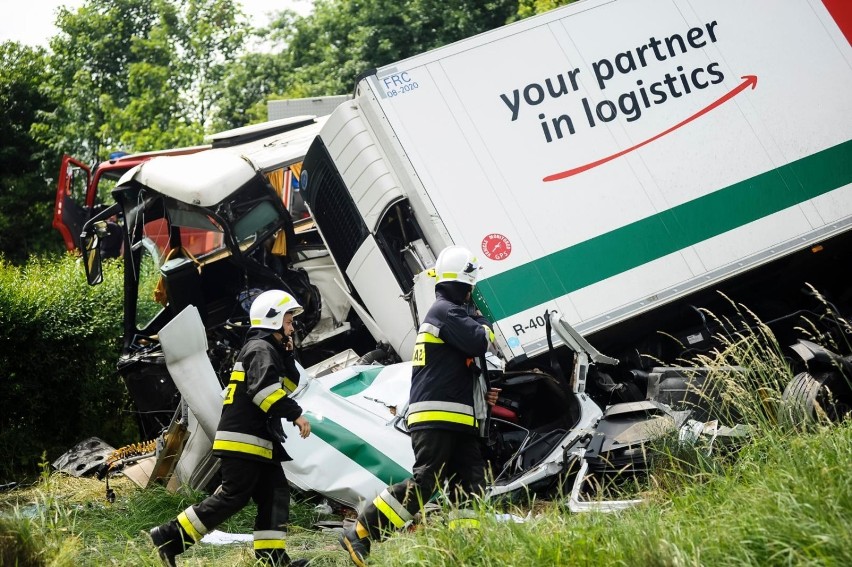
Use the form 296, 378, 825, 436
373, 488, 413, 529
177, 507, 207, 542
448, 509, 480, 530
213, 431, 273, 459
253, 530, 286, 550
254, 384, 286, 412
448, 518, 481, 529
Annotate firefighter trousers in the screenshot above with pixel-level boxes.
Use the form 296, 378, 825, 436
172, 456, 292, 564
358, 428, 486, 539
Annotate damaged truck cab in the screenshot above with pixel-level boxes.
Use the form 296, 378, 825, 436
81, 116, 368, 438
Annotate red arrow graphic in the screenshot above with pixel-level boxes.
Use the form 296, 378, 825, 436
543, 75, 758, 182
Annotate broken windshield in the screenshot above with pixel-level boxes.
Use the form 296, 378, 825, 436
233, 200, 280, 245
140, 209, 226, 263
132, 208, 226, 330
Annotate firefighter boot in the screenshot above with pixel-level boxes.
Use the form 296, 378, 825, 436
149, 521, 192, 567
339, 522, 371, 567
255, 548, 311, 567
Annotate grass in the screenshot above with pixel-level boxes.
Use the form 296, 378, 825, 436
372, 422, 851, 566
4, 421, 847, 566
0, 472, 349, 566
2, 306, 850, 566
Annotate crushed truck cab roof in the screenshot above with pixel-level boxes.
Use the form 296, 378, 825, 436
117, 116, 326, 206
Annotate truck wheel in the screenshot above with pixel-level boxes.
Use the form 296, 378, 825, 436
780, 371, 852, 427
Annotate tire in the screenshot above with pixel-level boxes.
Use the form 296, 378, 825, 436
780, 371, 852, 427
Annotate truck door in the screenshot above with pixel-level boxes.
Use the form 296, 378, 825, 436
53, 155, 92, 251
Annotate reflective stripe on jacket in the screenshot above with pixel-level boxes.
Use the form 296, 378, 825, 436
407, 288, 491, 434
215, 330, 303, 461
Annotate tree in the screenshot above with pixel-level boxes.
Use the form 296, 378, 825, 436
517, 0, 577, 19
35, 0, 250, 161
0, 42, 63, 262
35, 0, 163, 163
212, 0, 578, 130
215, 0, 521, 117
174, 0, 248, 128
214, 49, 296, 130
106, 1, 204, 150
281, 0, 521, 95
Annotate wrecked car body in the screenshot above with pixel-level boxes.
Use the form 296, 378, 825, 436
148, 298, 743, 514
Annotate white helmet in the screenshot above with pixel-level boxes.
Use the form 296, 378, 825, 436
434, 245, 481, 286
250, 289, 304, 330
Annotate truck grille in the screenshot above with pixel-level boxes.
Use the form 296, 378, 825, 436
301, 137, 369, 273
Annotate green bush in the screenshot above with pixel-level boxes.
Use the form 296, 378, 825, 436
0, 253, 133, 481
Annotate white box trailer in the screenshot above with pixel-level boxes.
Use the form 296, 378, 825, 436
301, 0, 852, 375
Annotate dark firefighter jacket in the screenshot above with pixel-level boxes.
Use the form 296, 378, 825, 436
407, 282, 492, 435
213, 329, 303, 462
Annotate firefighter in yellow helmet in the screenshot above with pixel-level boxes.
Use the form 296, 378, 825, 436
339, 245, 499, 566
149, 290, 311, 567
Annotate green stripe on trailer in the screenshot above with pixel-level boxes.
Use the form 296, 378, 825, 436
330, 367, 384, 397
306, 413, 411, 486
478, 140, 852, 321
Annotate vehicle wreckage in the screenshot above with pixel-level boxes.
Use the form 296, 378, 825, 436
65, 117, 850, 515
62, 0, 852, 517
55, 300, 748, 514
65, 115, 749, 514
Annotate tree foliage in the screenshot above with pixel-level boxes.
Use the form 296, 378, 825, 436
278, 0, 520, 96
215, 35, 300, 130
35, 0, 249, 162
0, 42, 62, 262
517, 0, 576, 19
214, 0, 575, 127
35, 0, 163, 163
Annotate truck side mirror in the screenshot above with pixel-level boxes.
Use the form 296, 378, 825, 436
80, 203, 120, 286
82, 226, 103, 286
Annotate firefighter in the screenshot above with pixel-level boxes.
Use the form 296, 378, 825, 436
339, 245, 499, 566
149, 289, 312, 567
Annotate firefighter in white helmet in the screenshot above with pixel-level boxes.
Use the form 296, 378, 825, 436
149, 290, 311, 567
340, 245, 499, 566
